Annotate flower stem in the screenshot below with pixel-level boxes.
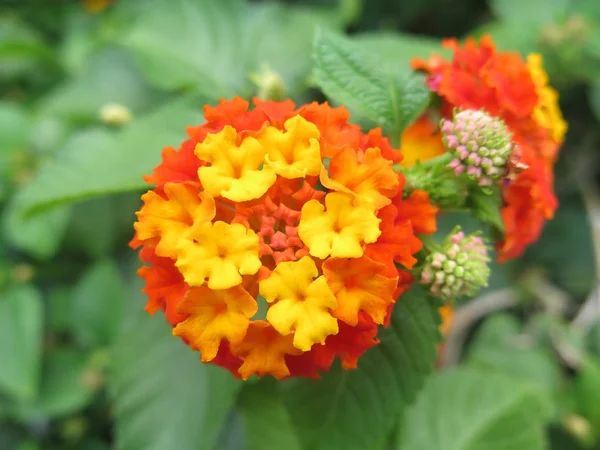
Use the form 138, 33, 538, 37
392, 152, 453, 173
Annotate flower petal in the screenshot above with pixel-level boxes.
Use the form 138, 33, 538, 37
323, 256, 397, 326
298, 192, 381, 259
174, 221, 262, 289
259, 256, 338, 351
196, 126, 276, 202
172, 286, 257, 362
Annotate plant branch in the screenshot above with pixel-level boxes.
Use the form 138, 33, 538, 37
440, 289, 519, 368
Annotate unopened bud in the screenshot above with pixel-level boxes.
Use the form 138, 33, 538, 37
100, 103, 132, 126
250, 66, 285, 102
421, 227, 491, 301
442, 109, 516, 186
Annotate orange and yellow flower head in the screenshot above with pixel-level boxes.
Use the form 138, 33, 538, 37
131, 97, 438, 380
410, 35, 567, 262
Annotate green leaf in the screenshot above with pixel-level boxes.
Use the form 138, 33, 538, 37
396, 367, 549, 450
64, 197, 118, 258
466, 313, 562, 406
71, 261, 126, 348
0, 17, 55, 80
4, 202, 71, 260
489, 0, 569, 25
120, 0, 336, 97
352, 32, 451, 73
573, 356, 600, 429
282, 285, 441, 450
39, 47, 159, 124
0, 285, 44, 401
14, 96, 204, 217
469, 186, 505, 233
238, 379, 302, 450
111, 283, 241, 450
17, 348, 97, 419
313, 29, 430, 137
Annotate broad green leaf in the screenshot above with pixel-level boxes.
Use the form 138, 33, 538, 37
17, 348, 97, 419
111, 286, 241, 450
14, 96, 204, 217
46, 286, 73, 333
64, 197, 118, 258
396, 367, 549, 450
0, 17, 54, 80
238, 379, 302, 450
466, 314, 562, 405
4, 202, 71, 260
313, 29, 430, 137
353, 32, 451, 73
0, 102, 30, 155
39, 47, 159, 123
120, 0, 337, 97
490, 0, 569, 25
0, 285, 44, 401
573, 356, 600, 429
283, 285, 441, 450
71, 260, 126, 348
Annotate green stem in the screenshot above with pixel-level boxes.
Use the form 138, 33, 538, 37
419, 235, 443, 253
392, 152, 453, 172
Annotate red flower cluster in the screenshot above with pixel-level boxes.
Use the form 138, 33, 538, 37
131, 97, 438, 379
412, 36, 567, 261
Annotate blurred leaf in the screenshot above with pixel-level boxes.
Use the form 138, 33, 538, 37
17, 348, 96, 419
4, 202, 71, 260
469, 186, 505, 233
352, 32, 451, 73
589, 83, 600, 123
0, 101, 32, 201
0, 17, 54, 80
525, 202, 595, 297
489, 0, 569, 25
39, 47, 159, 124
0, 285, 43, 401
466, 313, 561, 409
472, 21, 539, 55
120, 0, 337, 97
46, 286, 73, 333
65, 197, 118, 259
14, 96, 204, 216
313, 29, 430, 137
71, 260, 126, 348
573, 356, 600, 429
111, 282, 241, 450
282, 285, 440, 450
0, 101, 30, 155
396, 367, 550, 450
238, 379, 302, 450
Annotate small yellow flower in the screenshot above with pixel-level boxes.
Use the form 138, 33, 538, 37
174, 221, 262, 290
259, 256, 338, 351
195, 126, 276, 202
172, 286, 257, 362
527, 53, 567, 144
259, 115, 322, 179
298, 192, 381, 259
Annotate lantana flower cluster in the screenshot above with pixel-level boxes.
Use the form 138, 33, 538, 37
409, 35, 567, 261
131, 98, 438, 380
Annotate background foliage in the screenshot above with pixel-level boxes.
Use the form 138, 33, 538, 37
1, 0, 599, 449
